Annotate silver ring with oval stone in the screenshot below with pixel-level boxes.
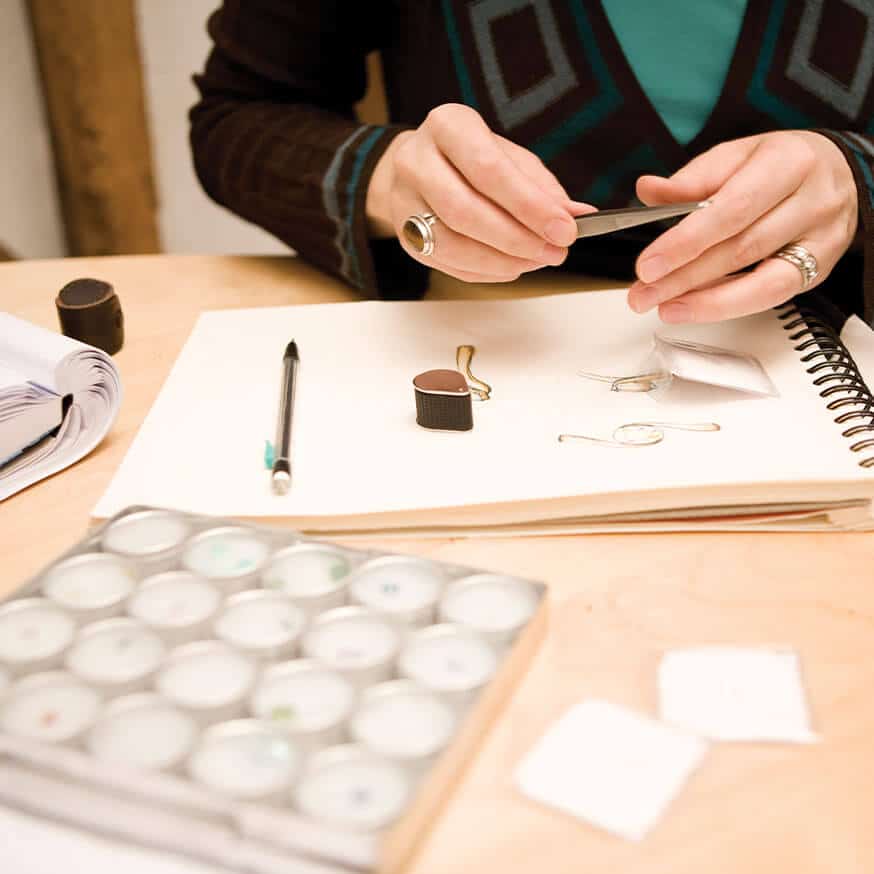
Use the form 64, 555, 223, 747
402, 212, 438, 257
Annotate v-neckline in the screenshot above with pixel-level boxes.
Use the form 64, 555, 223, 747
591, 0, 757, 161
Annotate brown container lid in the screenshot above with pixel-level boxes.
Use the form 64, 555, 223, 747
56, 278, 124, 355
412, 369, 470, 395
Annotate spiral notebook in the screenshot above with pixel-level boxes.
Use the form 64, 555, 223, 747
94, 289, 874, 536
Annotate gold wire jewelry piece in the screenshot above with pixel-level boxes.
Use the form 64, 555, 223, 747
577, 369, 670, 392
456, 345, 492, 401
558, 421, 720, 447
558, 430, 662, 447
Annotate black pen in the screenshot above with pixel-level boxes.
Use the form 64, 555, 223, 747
271, 340, 299, 495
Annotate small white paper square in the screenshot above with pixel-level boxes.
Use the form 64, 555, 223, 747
658, 647, 817, 743
515, 699, 708, 842
654, 335, 778, 397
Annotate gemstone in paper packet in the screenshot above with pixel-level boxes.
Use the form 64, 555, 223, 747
658, 647, 818, 743
652, 335, 778, 397
515, 699, 708, 842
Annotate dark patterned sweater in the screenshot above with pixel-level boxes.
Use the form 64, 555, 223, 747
190, 0, 874, 326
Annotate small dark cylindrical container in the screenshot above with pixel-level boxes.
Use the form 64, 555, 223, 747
413, 369, 473, 431
56, 278, 124, 355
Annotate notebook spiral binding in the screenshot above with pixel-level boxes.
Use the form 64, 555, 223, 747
777, 299, 874, 468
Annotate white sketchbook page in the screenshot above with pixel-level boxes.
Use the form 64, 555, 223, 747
0, 313, 122, 501
841, 315, 874, 388
94, 289, 872, 521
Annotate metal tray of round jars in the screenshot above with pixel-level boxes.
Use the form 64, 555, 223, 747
0, 506, 547, 874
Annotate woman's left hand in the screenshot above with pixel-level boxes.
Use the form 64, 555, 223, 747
627, 131, 859, 323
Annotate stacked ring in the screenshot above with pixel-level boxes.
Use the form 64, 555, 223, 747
773, 243, 819, 291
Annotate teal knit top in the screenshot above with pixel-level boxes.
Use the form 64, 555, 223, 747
602, 0, 748, 144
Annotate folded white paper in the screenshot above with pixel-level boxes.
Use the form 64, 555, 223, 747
658, 647, 818, 743
515, 699, 709, 841
0, 313, 121, 501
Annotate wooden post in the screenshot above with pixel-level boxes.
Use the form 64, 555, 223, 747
25, 1, 160, 255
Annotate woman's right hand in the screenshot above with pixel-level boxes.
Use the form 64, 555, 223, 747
366, 104, 591, 283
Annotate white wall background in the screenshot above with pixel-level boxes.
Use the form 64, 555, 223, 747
0, 0, 66, 259
0, 0, 286, 259
135, 0, 285, 255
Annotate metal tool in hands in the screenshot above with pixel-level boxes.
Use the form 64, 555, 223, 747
574, 200, 711, 239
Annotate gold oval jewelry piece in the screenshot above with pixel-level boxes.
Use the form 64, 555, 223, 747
456, 345, 492, 401
558, 421, 720, 448
402, 212, 438, 256
773, 243, 819, 291
624, 421, 721, 433
558, 430, 663, 447
614, 421, 720, 444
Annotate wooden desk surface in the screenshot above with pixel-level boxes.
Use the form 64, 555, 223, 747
1, 255, 872, 873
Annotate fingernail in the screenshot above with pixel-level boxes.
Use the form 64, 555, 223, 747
541, 243, 567, 266
660, 302, 691, 323
629, 284, 659, 313
638, 255, 668, 284
544, 217, 576, 247
568, 200, 597, 214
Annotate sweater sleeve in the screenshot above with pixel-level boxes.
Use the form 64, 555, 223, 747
811, 130, 874, 326
189, 0, 429, 300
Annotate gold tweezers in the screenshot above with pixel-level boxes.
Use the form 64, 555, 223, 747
575, 200, 711, 238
